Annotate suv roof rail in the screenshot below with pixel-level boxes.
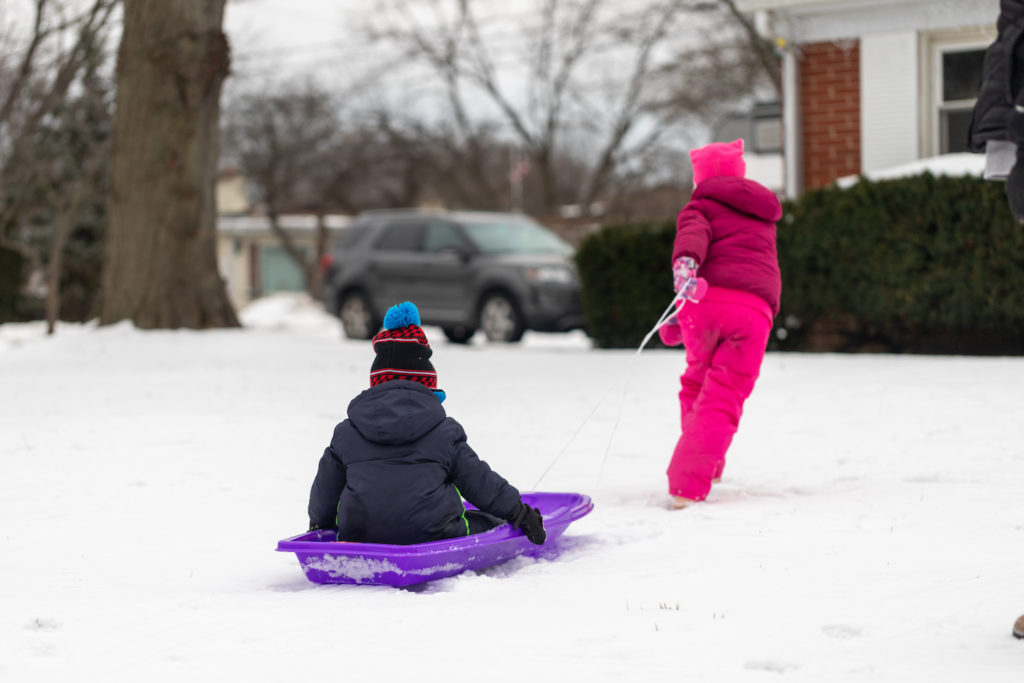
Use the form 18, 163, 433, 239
359, 208, 450, 217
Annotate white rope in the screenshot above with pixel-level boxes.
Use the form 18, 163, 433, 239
531, 292, 684, 489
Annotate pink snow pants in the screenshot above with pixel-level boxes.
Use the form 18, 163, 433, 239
663, 287, 773, 501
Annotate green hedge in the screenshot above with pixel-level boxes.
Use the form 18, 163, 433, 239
777, 174, 1024, 353
576, 173, 1024, 353
575, 221, 675, 348
0, 246, 25, 323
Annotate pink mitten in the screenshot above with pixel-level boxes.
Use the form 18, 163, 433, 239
658, 316, 684, 346
672, 257, 708, 302
658, 299, 687, 346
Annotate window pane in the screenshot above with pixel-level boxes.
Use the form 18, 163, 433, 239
461, 219, 572, 255
713, 115, 749, 143
423, 222, 467, 252
375, 222, 423, 251
940, 108, 974, 154
943, 49, 985, 101
753, 118, 782, 153
336, 223, 372, 249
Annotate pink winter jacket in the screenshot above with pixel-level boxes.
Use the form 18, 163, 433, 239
672, 176, 783, 317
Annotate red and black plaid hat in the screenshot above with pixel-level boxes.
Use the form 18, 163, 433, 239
369, 302, 438, 390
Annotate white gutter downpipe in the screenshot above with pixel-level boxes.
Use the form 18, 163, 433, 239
782, 43, 802, 200
755, 9, 802, 200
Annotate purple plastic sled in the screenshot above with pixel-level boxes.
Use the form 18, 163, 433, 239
276, 491, 593, 587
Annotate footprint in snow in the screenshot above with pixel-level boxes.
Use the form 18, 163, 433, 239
822, 623, 863, 640
744, 660, 801, 674
27, 617, 60, 631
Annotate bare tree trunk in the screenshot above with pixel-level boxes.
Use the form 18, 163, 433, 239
45, 213, 73, 336
266, 210, 316, 298
45, 144, 105, 335
311, 212, 328, 300
99, 0, 238, 328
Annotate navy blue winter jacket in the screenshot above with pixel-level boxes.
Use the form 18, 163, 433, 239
307, 380, 523, 544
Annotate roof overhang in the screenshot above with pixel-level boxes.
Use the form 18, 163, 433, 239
734, 0, 890, 12
734, 0, 996, 43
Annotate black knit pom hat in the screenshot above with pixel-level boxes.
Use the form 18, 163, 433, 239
369, 302, 439, 391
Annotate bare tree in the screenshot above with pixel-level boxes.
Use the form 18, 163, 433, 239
372, 0, 767, 216
223, 82, 339, 297
37, 67, 112, 334
222, 79, 518, 297
0, 0, 118, 328
720, 0, 782, 99
99, 0, 238, 328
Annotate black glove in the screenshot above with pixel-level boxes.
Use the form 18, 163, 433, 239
1006, 104, 1024, 221
1008, 146, 1024, 221
511, 503, 546, 545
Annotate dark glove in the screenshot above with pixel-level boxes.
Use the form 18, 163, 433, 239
1008, 141, 1024, 222
1006, 104, 1024, 221
511, 503, 546, 545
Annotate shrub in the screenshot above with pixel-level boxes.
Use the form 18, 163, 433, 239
0, 246, 25, 323
776, 173, 1024, 354
576, 173, 1024, 353
575, 221, 675, 348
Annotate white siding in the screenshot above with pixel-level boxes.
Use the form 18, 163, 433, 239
860, 31, 919, 174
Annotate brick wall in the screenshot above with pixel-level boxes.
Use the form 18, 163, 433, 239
800, 41, 861, 190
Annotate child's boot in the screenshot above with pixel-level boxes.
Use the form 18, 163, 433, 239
669, 495, 697, 509
711, 458, 725, 484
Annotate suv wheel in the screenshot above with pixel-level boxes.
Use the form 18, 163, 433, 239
479, 293, 524, 343
443, 325, 476, 344
339, 292, 379, 340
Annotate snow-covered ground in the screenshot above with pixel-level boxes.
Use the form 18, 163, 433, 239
2, 294, 1022, 681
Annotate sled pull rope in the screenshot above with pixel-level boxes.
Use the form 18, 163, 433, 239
531, 293, 684, 489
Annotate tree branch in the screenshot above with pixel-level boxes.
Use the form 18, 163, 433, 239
720, 0, 781, 98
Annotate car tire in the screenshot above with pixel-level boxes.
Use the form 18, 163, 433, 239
339, 291, 379, 340
442, 325, 476, 344
478, 293, 524, 343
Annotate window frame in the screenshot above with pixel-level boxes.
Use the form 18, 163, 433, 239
920, 28, 995, 158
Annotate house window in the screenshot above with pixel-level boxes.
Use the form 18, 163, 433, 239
938, 47, 985, 154
749, 107, 778, 153
712, 101, 782, 154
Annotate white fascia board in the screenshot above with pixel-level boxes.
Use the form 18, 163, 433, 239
737, 0, 997, 43
734, 0, 893, 12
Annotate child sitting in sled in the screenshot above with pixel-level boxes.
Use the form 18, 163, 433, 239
307, 301, 546, 545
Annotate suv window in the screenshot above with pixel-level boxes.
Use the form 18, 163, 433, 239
375, 222, 424, 251
423, 222, 469, 252
461, 219, 572, 255
335, 223, 373, 249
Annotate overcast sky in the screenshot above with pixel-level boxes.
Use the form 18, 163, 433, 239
223, 0, 545, 93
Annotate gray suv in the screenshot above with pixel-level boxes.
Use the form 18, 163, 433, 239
321, 210, 584, 343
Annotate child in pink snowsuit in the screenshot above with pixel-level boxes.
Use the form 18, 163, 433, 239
659, 139, 782, 507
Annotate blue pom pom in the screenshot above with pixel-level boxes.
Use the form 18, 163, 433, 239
383, 301, 420, 329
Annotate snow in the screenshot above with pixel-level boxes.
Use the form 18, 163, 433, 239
836, 153, 985, 189
2, 293, 1022, 681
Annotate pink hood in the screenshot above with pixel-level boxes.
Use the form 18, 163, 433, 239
691, 176, 782, 222
672, 176, 782, 316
